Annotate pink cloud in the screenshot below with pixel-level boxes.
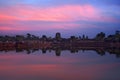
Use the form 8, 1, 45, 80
0, 4, 116, 22
0, 20, 105, 31
0, 4, 119, 32
0, 13, 18, 21
0, 21, 81, 31
0, 26, 27, 31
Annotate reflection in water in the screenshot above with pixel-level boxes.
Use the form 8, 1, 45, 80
0, 46, 120, 80
0, 46, 120, 58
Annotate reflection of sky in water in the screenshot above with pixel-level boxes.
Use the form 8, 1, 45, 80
0, 51, 120, 80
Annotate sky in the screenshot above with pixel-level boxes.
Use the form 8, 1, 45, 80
0, 0, 120, 38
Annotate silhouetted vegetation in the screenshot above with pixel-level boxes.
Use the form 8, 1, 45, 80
0, 31, 120, 43
105, 31, 120, 42
0, 31, 120, 57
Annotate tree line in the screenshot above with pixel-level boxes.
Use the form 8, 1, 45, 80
0, 31, 120, 42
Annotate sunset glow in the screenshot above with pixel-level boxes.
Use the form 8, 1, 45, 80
0, 0, 120, 37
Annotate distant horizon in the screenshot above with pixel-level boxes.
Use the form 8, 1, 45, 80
0, 30, 119, 38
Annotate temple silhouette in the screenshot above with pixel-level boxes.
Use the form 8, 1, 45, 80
0, 31, 120, 57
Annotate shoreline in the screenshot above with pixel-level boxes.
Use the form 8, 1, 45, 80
0, 40, 120, 48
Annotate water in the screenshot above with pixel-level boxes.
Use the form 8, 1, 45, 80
0, 50, 120, 80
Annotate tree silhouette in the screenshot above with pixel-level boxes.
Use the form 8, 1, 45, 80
95, 32, 105, 41
27, 33, 31, 40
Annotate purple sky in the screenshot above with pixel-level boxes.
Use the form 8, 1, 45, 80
0, 0, 120, 37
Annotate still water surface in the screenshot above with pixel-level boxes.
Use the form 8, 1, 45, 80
0, 50, 120, 80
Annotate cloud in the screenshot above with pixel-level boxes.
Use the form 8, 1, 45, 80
0, 3, 120, 35
0, 20, 81, 31
0, 4, 118, 23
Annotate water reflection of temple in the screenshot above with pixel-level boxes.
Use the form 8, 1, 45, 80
0, 45, 120, 58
